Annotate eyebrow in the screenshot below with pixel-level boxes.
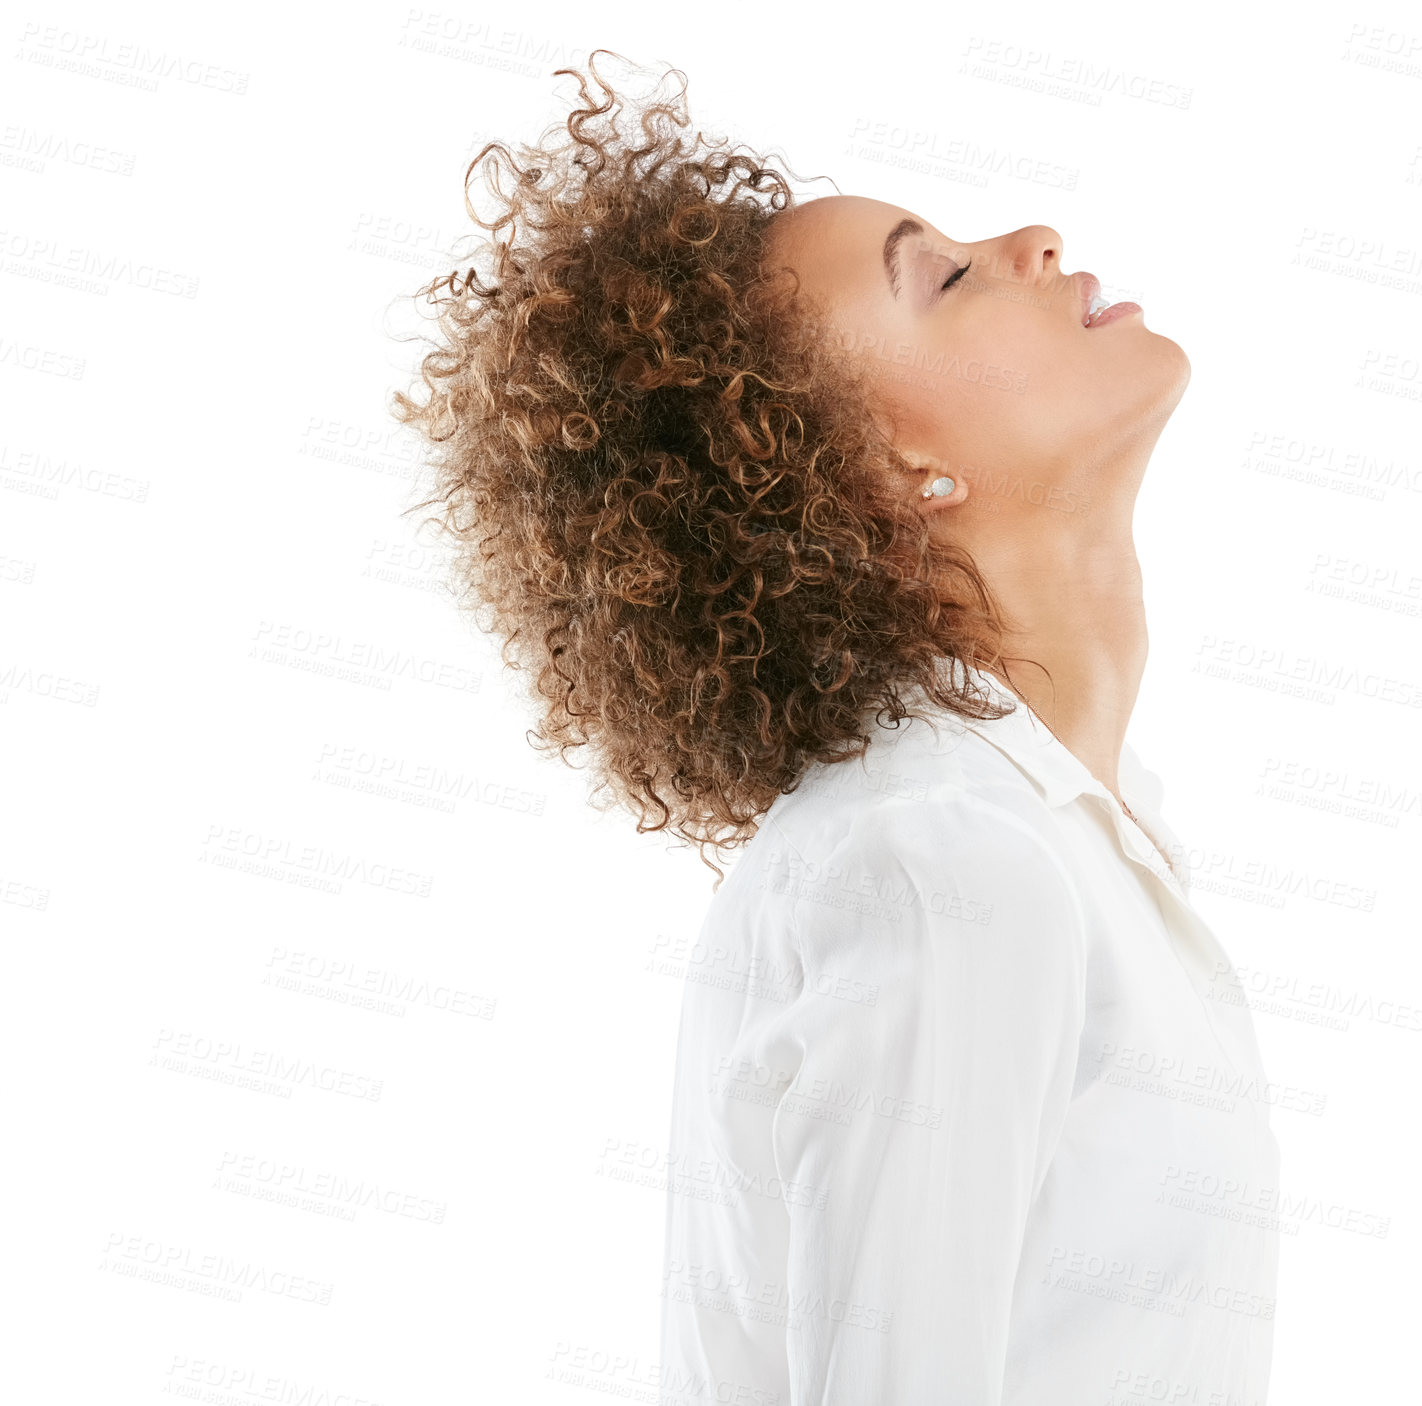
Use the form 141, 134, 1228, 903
882, 218, 924, 299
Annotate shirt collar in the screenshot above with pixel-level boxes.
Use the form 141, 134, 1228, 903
938, 657, 1192, 892
940, 658, 1113, 809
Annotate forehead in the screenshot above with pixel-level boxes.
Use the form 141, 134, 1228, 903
764, 194, 945, 302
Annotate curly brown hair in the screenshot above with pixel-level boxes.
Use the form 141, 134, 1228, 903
389, 51, 1020, 880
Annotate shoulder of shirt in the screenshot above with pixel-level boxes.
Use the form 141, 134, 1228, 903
762, 702, 1063, 856
738, 705, 1088, 941
744, 725, 1089, 1003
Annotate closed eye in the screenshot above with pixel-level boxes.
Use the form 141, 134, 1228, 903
941, 260, 972, 294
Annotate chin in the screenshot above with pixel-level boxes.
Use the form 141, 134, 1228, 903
1148, 325, 1189, 368
1142, 329, 1191, 404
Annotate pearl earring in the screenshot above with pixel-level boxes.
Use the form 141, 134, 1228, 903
921, 476, 955, 499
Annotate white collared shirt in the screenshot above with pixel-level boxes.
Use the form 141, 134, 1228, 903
659, 662, 1281, 1406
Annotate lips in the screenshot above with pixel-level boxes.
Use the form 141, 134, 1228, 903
1077, 272, 1102, 325
1088, 301, 1143, 328
1076, 270, 1142, 328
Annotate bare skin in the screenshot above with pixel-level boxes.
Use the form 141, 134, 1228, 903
762, 195, 1192, 810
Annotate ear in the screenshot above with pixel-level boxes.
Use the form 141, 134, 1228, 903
900, 447, 968, 508
899, 448, 955, 477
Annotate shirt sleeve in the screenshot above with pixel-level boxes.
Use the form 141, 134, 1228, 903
766, 790, 1088, 1404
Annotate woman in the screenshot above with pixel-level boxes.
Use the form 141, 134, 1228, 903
393, 53, 1281, 1406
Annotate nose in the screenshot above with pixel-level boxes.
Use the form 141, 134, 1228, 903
996, 225, 1064, 287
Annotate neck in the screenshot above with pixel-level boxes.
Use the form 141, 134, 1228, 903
973, 527, 1147, 805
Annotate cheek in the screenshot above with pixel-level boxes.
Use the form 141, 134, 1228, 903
957, 314, 1105, 433
855, 314, 1091, 448
964, 309, 1062, 386
915, 306, 1064, 408
913, 320, 1062, 431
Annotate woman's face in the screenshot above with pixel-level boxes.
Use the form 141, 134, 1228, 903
763, 195, 1190, 535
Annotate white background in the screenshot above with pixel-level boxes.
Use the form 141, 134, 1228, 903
4, 1, 1420, 1401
